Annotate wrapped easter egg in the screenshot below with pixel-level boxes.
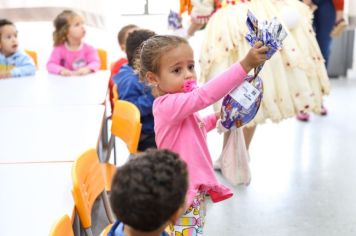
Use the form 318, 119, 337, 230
219, 75, 263, 130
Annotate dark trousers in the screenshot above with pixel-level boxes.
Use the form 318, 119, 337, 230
313, 0, 336, 66
138, 132, 157, 151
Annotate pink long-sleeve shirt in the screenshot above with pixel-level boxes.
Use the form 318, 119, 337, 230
46, 43, 100, 74
153, 62, 247, 207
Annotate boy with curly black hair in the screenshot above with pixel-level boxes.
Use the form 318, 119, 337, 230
109, 149, 188, 236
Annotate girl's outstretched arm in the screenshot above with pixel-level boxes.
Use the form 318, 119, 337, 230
155, 62, 247, 123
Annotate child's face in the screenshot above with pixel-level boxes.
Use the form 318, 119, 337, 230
155, 43, 196, 94
67, 15, 86, 42
0, 25, 18, 57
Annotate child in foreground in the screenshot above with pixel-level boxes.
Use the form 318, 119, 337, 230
109, 149, 188, 236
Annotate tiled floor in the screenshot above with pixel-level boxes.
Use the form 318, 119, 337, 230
204, 78, 356, 235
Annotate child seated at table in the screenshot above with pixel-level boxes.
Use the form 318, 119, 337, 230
0, 19, 36, 79
109, 24, 139, 110
47, 10, 100, 76
109, 149, 188, 236
112, 29, 157, 151
111, 24, 139, 77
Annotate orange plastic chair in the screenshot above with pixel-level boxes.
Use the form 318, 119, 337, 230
97, 48, 108, 70
103, 163, 117, 191
105, 100, 142, 164
49, 215, 74, 236
100, 224, 113, 236
25, 49, 38, 68
71, 149, 115, 236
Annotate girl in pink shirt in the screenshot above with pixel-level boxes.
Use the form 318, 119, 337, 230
47, 10, 100, 76
138, 35, 267, 235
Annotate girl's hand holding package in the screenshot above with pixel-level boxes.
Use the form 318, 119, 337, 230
240, 41, 268, 73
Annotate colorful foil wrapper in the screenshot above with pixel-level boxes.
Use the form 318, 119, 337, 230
220, 75, 263, 130
218, 11, 285, 131
245, 10, 287, 76
168, 10, 183, 30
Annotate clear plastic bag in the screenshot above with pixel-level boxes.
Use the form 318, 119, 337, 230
220, 128, 251, 186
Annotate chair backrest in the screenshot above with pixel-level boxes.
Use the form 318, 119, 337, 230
97, 48, 108, 70
25, 49, 38, 68
71, 149, 114, 234
49, 215, 74, 236
111, 100, 142, 154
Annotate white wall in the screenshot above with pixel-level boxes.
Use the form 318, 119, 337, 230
14, 0, 356, 79
16, 14, 177, 70
13, 0, 180, 69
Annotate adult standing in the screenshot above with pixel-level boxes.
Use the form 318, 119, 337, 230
307, 0, 336, 66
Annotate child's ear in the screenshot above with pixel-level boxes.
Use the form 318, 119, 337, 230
146, 71, 158, 85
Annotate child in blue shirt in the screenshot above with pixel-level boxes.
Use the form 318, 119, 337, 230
112, 29, 156, 151
109, 149, 188, 236
0, 19, 36, 79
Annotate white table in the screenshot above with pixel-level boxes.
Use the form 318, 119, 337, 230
0, 162, 74, 236
0, 70, 109, 107
0, 105, 105, 163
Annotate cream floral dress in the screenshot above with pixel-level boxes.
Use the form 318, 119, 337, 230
198, 0, 330, 126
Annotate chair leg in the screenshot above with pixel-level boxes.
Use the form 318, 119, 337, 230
101, 192, 115, 224
101, 114, 110, 149
113, 138, 117, 165
84, 228, 94, 236
104, 135, 115, 163
73, 211, 81, 236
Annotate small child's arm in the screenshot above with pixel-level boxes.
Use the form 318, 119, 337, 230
10, 54, 36, 77
0, 72, 12, 79
86, 46, 100, 72
156, 62, 247, 123
47, 48, 67, 74
202, 112, 220, 132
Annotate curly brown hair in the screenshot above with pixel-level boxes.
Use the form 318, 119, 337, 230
52, 10, 78, 46
110, 149, 188, 232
